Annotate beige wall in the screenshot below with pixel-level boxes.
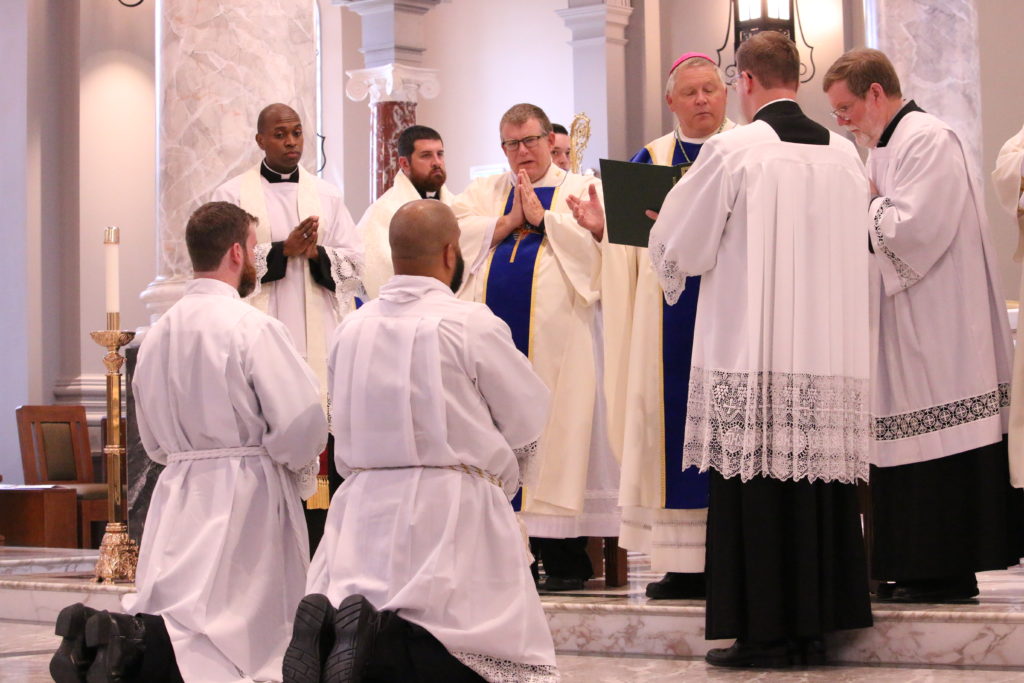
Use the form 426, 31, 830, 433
979, 0, 1024, 302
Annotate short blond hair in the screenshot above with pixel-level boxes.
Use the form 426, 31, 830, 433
736, 31, 800, 89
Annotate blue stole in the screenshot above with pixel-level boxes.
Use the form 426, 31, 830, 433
484, 184, 557, 512
632, 141, 709, 509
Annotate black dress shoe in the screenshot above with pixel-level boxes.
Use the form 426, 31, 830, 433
793, 637, 826, 666
645, 572, 706, 600
538, 576, 586, 592
283, 594, 337, 683
84, 612, 146, 683
874, 581, 896, 600
323, 594, 379, 683
50, 603, 99, 683
887, 576, 979, 603
705, 639, 793, 668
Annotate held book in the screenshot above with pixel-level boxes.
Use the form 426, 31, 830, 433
599, 159, 690, 248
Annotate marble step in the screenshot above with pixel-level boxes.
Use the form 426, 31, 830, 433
543, 566, 1024, 669
0, 547, 99, 576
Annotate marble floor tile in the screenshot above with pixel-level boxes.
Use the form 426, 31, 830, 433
0, 654, 55, 683
0, 620, 60, 655
555, 654, 1024, 682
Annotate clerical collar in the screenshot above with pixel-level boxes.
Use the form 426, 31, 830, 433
416, 187, 439, 200
260, 160, 299, 183
753, 98, 798, 118
674, 120, 723, 145
877, 100, 925, 148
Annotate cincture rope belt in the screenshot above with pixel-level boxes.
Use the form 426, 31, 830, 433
167, 446, 269, 463
348, 463, 505, 491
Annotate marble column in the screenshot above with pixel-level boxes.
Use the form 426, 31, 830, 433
345, 64, 440, 201
868, 0, 982, 180
556, 0, 634, 170
131, 0, 318, 537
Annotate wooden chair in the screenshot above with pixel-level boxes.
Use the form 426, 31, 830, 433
16, 405, 108, 548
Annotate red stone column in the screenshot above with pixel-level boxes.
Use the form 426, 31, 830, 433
370, 100, 418, 199
346, 63, 440, 203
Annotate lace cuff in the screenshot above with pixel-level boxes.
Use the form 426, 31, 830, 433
875, 383, 1010, 441
682, 367, 870, 484
248, 242, 272, 300
292, 456, 320, 500
649, 241, 686, 305
325, 247, 363, 310
513, 440, 540, 491
872, 198, 922, 290
451, 652, 559, 683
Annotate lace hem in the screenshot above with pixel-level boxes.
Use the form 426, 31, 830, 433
451, 652, 559, 683
874, 383, 1010, 441
513, 440, 539, 490
872, 198, 922, 289
649, 241, 684, 305
681, 367, 870, 484
292, 456, 320, 500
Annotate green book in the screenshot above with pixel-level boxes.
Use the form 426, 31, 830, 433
599, 159, 689, 248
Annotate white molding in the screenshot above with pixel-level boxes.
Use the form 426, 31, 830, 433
334, 0, 451, 67
345, 63, 441, 104
52, 374, 108, 425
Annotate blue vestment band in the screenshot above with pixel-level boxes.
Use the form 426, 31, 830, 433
485, 184, 557, 511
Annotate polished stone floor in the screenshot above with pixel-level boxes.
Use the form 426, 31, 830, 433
6, 547, 1024, 680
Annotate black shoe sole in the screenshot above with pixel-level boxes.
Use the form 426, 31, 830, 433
323, 595, 377, 683
283, 594, 335, 683
50, 604, 97, 683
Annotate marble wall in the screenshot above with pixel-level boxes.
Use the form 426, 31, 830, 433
871, 0, 982, 181
147, 0, 319, 319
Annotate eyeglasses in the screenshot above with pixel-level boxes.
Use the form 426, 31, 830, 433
725, 71, 748, 89
501, 134, 546, 152
829, 103, 855, 121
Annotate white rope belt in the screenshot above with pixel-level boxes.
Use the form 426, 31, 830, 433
348, 463, 505, 491
167, 446, 269, 464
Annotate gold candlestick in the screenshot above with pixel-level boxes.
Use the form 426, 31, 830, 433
569, 112, 592, 174
90, 282, 139, 582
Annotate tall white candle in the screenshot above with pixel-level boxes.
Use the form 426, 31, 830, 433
104, 226, 119, 314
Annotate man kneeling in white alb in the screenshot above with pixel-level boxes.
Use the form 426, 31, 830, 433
50, 201, 327, 683
284, 200, 559, 683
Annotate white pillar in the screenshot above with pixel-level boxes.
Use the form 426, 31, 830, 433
142, 0, 319, 325
556, 0, 634, 170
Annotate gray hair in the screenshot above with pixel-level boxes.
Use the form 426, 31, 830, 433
665, 58, 725, 96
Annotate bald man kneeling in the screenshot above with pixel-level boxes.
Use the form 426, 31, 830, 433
284, 201, 560, 683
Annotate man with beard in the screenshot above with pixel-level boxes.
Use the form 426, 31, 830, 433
824, 49, 1023, 603
212, 103, 363, 553
357, 125, 453, 299
453, 103, 613, 592
50, 202, 327, 683
611, 52, 736, 601
288, 200, 558, 683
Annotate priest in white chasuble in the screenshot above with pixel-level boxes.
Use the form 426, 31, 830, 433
211, 103, 363, 553
357, 124, 454, 300
613, 51, 736, 601
49, 202, 327, 683
651, 32, 873, 667
452, 102, 614, 591
295, 200, 557, 683
825, 49, 1024, 603
993, 122, 1024, 481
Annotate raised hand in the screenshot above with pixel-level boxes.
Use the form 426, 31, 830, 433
567, 183, 605, 241
519, 170, 546, 227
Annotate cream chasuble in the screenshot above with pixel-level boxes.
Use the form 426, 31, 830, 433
993, 123, 1024, 484
453, 164, 610, 533
867, 110, 1013, 472
356, 170, 453, 299
614, 122, 734, 572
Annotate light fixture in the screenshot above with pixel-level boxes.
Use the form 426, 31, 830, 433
715, 0, 816, 83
